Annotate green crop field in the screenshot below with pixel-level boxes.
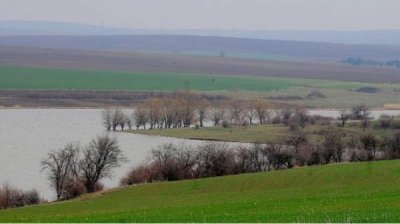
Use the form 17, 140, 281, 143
1, 160, 400, 222
0, 65, 392, 92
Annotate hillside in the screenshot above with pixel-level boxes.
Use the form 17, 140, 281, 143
0, 160, 399, 222
1, 21, 400, 45
1, 35, 400, 61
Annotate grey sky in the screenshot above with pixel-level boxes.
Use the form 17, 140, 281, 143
0, 0, 399, 30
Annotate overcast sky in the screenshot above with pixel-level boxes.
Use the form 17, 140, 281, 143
0, 0, 399, 30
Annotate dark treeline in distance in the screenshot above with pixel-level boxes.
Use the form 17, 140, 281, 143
343, 57, 400, 69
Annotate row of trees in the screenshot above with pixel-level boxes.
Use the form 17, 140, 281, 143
42, 136, 126, 200
103, 94, 393, 133
101, 92, 275, 131
0, 184, 40, 210
102, 96, 335, 131
121, 128, 400, 186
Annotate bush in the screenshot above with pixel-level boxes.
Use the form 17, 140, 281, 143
359, 133, 380, 160
222, 120, 231, 128
382, 132, 400, 159
195, 143, 236, 177
294, 143, 318, 166
121, 163, 162, 185
0, 185, 41, 210
62, 179, 86, 200
377, 115, 394, 130
23, 190, 40, 206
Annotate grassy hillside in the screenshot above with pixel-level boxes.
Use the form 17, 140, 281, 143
0, 66, 392, 92
0, 160, 400, 222
128, 124, 393, 144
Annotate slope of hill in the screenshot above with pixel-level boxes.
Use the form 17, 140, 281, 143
1, 46, 400, 83
1, 21, 400, 45
0, 160, 399, 222
1, 35, 400, 61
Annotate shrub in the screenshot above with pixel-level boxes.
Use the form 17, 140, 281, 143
359, 133, 380, 160
222, 120, 231, 128
195, 143, 235, 177
121, 163, 162, 185
62, 179, 86, 200
0, 185, 41, 210
378, 115, 394, 130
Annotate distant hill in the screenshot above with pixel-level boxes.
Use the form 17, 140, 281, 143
1, 21, 400, 45
0, 21, 400, 45
1, 35, 400, 61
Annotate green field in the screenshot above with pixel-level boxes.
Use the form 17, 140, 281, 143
128, 124, 390, 144
0, 65, 392, 92
1, 160, 400, 222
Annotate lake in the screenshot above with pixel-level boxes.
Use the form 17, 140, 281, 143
0, 109, 206, 200
0, 108, 399, 200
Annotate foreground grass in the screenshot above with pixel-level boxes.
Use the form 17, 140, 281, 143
1, 160, 400, 222
128, 124, 390, 144
0, 65, 393, 92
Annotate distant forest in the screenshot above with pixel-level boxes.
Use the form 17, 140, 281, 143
343, 58, 400, 69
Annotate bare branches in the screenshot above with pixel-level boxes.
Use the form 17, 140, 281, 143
41, 143, 79, 200
78, 136, 126, 193
42, 136, 126, 199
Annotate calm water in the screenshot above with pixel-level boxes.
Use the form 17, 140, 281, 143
0, 109, 205, 200
0, 108, 399, 200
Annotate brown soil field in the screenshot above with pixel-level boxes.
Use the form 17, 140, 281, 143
0, 90, 228, 108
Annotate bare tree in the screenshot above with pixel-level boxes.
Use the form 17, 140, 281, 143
351, 105, 371, 131
383, 132, 400, 159
146, 98, 164, 129
41, 143, 79, 200
101, 109, 113, 131
293, 107, 309, 128
162, 98, 177, 129
378, 114, 394, 130
280, 106, 295, 126
0, 184, 18, 209
211, 108, 225, 126
360, 105, 371, 131
0, 184, 40, 209
245, 100, 257, 125
133, 107, 148, 130
180, 98, 196, 128
359, 133, 379, 160
196, 98, 210, 127
111, 109, 124, 131
285, 132, 308, 153
338, 109, 351, 127
123, 112, 133, 130
195, 143, 234, 177
254, 99, 269, 124
78, 136, 126, 193
229, 99, 244, 125
151, 143, 196, 181
320, 127, 346, 163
